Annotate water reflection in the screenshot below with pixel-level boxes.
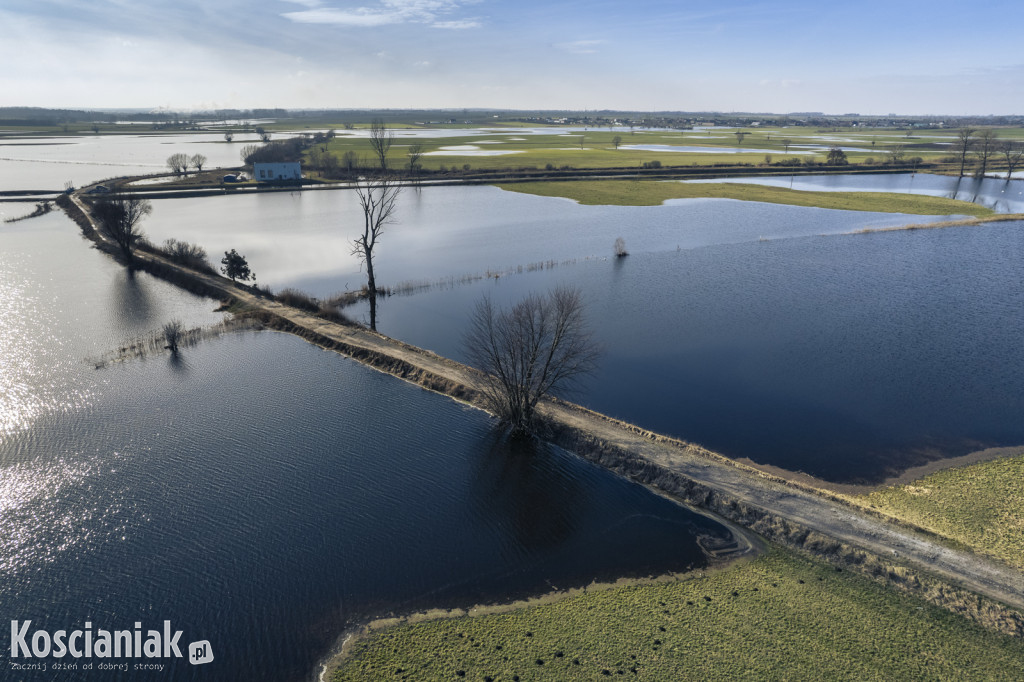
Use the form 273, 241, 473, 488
140, 185, 945, 298
109, 269, 156, 327
472, 433, 585, 552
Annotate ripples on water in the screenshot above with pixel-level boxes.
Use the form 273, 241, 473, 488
1, 333, 730, 682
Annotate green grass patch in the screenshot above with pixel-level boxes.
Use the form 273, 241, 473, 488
495, 180, 995, 216
334, 548, 1024, 681
860, 454, 1024, 570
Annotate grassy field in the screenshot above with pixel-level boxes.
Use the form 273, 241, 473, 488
334, 548, 1024, 681
494, 180, 995, 215
311, 126, 975, 172
860, 454, 1024, 570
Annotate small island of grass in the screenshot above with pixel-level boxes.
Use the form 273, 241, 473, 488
496, 180, 997, 216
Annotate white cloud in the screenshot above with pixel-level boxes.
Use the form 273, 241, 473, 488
282, 0, 478, 28
432, 18, 480, 29
554, 40, 605, 55
283, 7, 401, 26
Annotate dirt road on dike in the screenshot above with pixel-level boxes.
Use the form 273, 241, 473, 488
66, 193, 1024, 620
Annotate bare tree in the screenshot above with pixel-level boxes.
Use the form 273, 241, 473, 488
369, 118, 394, 171
612, 135, 622, 150
224, 131, 234, 142
240, 144, 261, 165
190, 153, 207, 172
887, 144, 906, 165
351, 177, 401, 330
974, 129, 999, 177
464, 286, 601, 436
255, 126, 271, 142
781, 138, 792, 154
734, 131, 748, 144
406, 143, 424, 175
1000, 140, 1024, 180
954, 127, 976, 177
167, 153, 190, 175
341, 150, 361, 174
92, 194, 152, 263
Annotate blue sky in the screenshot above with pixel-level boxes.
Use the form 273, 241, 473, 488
2, 0, 1022, 114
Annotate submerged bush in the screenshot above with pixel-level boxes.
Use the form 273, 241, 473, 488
163, 319, 184, 353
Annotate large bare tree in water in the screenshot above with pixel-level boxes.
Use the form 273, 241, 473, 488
351, 176, 401, 330
464, 286, 601, 437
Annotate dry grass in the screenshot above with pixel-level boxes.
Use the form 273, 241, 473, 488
860, 454, 1024, 570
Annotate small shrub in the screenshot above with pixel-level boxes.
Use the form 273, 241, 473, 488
276, 288, 320, 313
614, 237, 628, 258
161, 238, 214, 273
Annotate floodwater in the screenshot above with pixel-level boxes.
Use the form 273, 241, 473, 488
621, 144, 803, 154
686, 173, 1024, 214
0, 209, 735, 681
0, 132, 263, 191
353, 222, 1024, 484
135, 183, 1024, 483
138, 185, 943, 297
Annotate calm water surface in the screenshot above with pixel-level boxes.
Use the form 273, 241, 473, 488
354, 221, 1024, 484
0, 132, 263, 191
139, 185, 947, 297
1, 211, 732, 681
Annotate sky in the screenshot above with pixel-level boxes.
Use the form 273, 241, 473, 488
2, 0, 1022, 115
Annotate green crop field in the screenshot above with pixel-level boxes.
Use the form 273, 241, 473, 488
860, 454, 1024, 570
334, 549, 1024, 681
